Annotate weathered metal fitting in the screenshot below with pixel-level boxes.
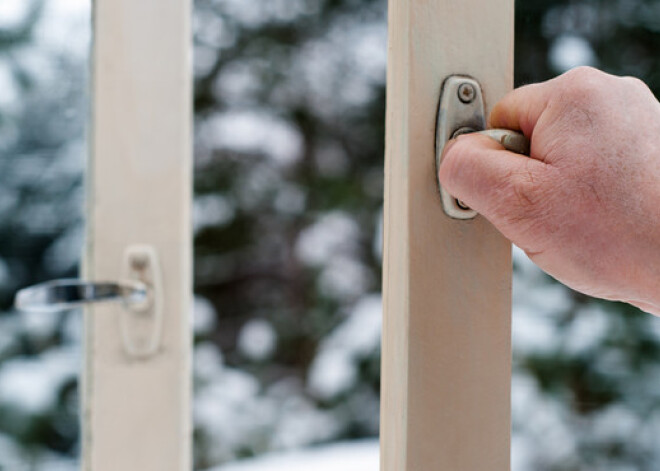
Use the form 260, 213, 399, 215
435, 75, 530, 220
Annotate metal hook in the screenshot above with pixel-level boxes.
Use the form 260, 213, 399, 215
14, 279, 150, 313
436, 75, 530, 219
14, 245, 163, 358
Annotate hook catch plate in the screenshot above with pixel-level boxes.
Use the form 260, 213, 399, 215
120, 245, 163, 358
13, 244, 164, 359
436, 75, 486, 219
435, 75, 530, 220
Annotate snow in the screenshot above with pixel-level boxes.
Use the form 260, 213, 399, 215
511, 375, 577, 468
209, 440, 379, 471
0, 0, 33, 29
350, 23, 387, 83
295, 212, 360, 267
590, 405, 639, 443
266, 387, 339, 449
332, 295, 382, 357
308, 295, 381, 400
318, 257, 372, 300
549, 35, 597, 72
291, 11, 386, 119
193, 297, 219, 336
307, 348, 356, 400
0, 62, 19, 109
512, 246, 572, 354
194, 352, 273, 463
194, 343, 341, 463
213, 0, 313, 28
36, 0, 91, 58
194, 194, 236, 233
237, 319, 277, 361
0, 348, 78, 414
200, 111, 303, 166
563, 304, 610, 355
19, 305, 62, 341
294, 212, 373, 299
213, 62, 263, 106
194, 342, 226, 380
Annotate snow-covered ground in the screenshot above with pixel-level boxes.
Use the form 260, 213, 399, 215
210, 440, 379, 471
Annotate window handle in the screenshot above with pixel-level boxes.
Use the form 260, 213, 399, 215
436, 75, 530, 219
15, 279, 150, 313
14, 245, 163, 358
478, 129, 530, 156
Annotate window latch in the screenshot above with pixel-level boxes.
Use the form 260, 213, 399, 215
436, 75, 530, 219
14, 245, 163, 358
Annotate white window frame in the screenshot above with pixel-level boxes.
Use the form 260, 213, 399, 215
83, 1, 192, 469
381, 0, 514, 469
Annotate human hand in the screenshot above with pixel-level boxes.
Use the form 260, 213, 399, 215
438, 66, 660, 315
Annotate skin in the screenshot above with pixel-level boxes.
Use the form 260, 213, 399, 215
438, 66, 660, 315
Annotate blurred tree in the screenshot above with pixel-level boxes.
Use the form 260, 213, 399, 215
0, 0, 86, 467
192, 1, 387, 466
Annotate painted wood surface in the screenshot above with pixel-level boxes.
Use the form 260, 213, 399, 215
84, 1, 192, 469
381, 1, 514, 470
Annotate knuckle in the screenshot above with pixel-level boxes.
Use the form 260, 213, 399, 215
565, 65, 600, 80
621, 75, 644, 87
552, 69, 611, 128
620, 75, 651, 94
560, 76, 600, 102
562, 66, 607, 90
557, 67, 611, 103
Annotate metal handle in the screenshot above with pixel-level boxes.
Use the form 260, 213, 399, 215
15, 279, 150, 313
436, 75, 531, 219
478, 129, 530, 155
14, 245, 163, 358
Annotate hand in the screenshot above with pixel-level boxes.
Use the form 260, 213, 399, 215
438, 66, 660, 315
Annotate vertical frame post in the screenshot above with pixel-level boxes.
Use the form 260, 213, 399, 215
84, 0, 192, 469
381, 1, 513, 470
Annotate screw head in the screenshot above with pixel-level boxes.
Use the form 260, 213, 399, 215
130, 253, 149, 271
457, 83, 476, 103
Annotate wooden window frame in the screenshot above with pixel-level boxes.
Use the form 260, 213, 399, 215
381, 1, 514, 469
83, 1, 192, 469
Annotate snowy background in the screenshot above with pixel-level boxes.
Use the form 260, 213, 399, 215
2, 0, 660, 470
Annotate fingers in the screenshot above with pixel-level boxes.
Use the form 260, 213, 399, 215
488, 81, 552, 137
438, 133, 550, 234
490, 67, 617, 138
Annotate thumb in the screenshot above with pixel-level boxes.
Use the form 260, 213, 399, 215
488, 81, 551, 136
438, 133, 550, 231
